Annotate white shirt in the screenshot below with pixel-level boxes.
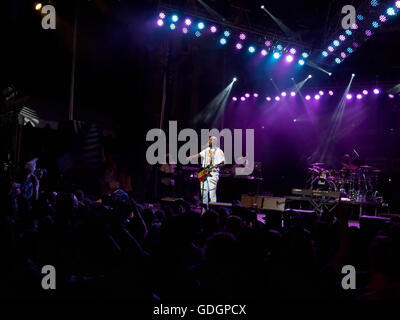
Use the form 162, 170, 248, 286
199, 147, 225, 168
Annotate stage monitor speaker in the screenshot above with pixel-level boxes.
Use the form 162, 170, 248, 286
241, 194, 263, 209
261, 197, 286, 211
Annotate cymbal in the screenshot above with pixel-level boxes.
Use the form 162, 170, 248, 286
312, 162, 325, 166
308, 167, 320, 173
360, 165, 374, 169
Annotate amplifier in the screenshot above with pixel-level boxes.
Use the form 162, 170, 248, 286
241, 195, 286, 211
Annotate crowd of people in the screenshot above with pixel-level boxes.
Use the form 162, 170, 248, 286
1, 157, 400, 301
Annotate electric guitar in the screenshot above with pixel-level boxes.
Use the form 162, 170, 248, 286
198, 163, 223, 182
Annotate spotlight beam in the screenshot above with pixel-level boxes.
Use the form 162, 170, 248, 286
196, 0, 227, 22
270, 78, 281, 94
260, 5, 296, 38
305, 60, 331, 76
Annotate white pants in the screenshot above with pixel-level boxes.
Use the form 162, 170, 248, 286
200, 171, 219, 205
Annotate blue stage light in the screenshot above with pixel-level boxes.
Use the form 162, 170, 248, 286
347, 47, 353, 53
224, 30, 231, 37
387, 7, 396, 16
298, 59, 305, 65
357, 14, 364, 20
276, 44, 283, 50
322, 51, 328, 57
197, 22, 205, 29
171, 15, 179, 22
302, 52, 309, 58
371, 0, 379, 7
220, 38, 227, 45
195, 31, 201, 37
248, 46, 255, 53
345, 30, 352, 35
333, 40, 340, 47
273, 52, 281, 59
372, 21, 379, 28
169, 23, 176, 30
335, 58, 341, 64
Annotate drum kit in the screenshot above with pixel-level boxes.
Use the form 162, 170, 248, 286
308, 162, 382, 203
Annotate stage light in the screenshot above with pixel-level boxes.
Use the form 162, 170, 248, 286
346, 93, 352, 100
351, 73, 355, 77
293, 118, 297, 122
289, 48, 296, 54
328, 72, 332, 76
224, 30, 231, 37
339, 35, 346, 41
328, 90, 334, 95
240, 97, 245, 101
387, 7, 396, 16
219, 38, 227, 45
232, 97, 237, 101
308, 75, 312, 79
371, 0, 378, 7
253, 93, 259, 98
305, 95, 311, 100
335, 58, 341, 64
233, 77, 237, 82
365, 30, 372, 36
239, 33, 246, 40
357, 14, 364, 20
347, 47, 353, 53
302, 52, 309, 58
322, 51, 328, 57
159, 12, 166, 19
197, 22, 205, 29
275, 96, 280, 101
273, 52, 281, 59
372, 21, 379, 28
236, 43, 243, 50
245, 93, 250, 98
333, 40, 340, 47
353, 42, 359, 48
261, 5, 265, 9
363, 90, 368, 95
195, 31, 201, 37
265, 40, 271, 47
345, 30, 352, 35
184, 18, 192, 26
261, 49, 268, 56
171, 15, 179, 22
34, 2, 42, 11
281, 91, 287, 97
341, 52, 347, 58
352, 23, 358, 29
290, 91, 296, 96
328, 46, 334, 52
169, 23, 176, 30
379, 15, 387, 22
210, 26, 217, 33
248, 46, 256, 53
157, 19, 164, 27
314, 94, 320, 100
298, 59, 305, 65
276, 44, 283, 50
319, 90, 324, 95
356, 94, 363, 99
389, 94, 395, 98
396, 1, 400, 9
182, 27, 188, 34
285, 55, 294, 62
266, 97, 271, 101
373, 88, 380, 94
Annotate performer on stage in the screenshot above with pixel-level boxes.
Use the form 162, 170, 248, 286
187, 136, 225, 210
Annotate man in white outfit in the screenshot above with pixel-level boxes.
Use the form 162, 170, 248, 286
187, 136, 225, 211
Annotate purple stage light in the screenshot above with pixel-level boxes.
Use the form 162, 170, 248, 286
356, 94, 362, 99
373, 88, 380, 94
159, 12, 166, 19
328, 90, 334, 96
328, 46, 334, 52
365, 30, 372, 36
232, 97, 237, 101
285, 55, 294, 62
265, 40, 271, 47
275, 96, 280, 101
305, 95, 311, 100
281, 91, 287, 97
346, 93, 353, 100
182, 27, 188, 34
245, 93, 250, 98
396, 1, 400, 9
266, 97, 271, 101
339, 35, 346, 41
289, 48, 296, 54
236, 43, 243, 50
352, 23, 359, 29
210, 25, 217, 33
388, 94, 395, 99
379, 15, 387, 22
314, 94, 320, 100
240, 97, 245, 101
363, 90, 368, 95
261, 49, 268, 56
290, 91, 296, 96
319, 90, 324, 96
185, 18, 192, 26
353, 42, 359, 48
239, 33, 246, 40
157, 19, 164, 26
341, 52, 347, 58
253, 93, 259, 98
